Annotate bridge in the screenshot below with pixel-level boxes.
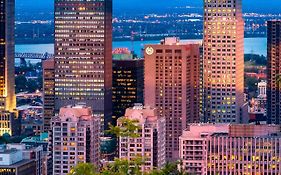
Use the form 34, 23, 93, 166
15, 52, 54, 65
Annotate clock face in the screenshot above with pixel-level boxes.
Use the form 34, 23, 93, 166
145, 47, 154, 55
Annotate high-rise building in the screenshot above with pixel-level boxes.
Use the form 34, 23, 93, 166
50, 105, 100, 175
112, 48, 144, 124
118, 105, 166, 172
0, 0, 17, 136
144, 37, 201, 160
180, 124, 281, 175
0, 0, 15, 112
203, 0, 244, 123
43, 58, 55, 132
267, 20, 281, 124
54, 0, 112, 130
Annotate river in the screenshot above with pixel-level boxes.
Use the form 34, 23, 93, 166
15, 37, 267, 61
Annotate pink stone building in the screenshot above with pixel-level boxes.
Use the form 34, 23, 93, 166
118, 104, 166, 172
180, 124, 281, 175
144, 37, 201, 160
50, 105, 100, 175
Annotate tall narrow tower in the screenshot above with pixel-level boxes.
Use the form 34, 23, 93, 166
203, 0, 244, 123
54, 0, 112, 130
267, 20, 281, 124
0, 0, 16, 112
0, 0, 17, 136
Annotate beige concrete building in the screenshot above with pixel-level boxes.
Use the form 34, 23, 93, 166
144, 37, 201, 160
50, 105, 100, 175
54, 0, 113, 130
180, 124, 281, 175
203, 0, 244, 123
118, 105, 166, 172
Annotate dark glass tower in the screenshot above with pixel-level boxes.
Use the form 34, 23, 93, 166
267, 20, 281, 124
54, 0, 112, 130
112, 50, 144, 125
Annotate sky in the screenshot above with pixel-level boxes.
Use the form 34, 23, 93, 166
16, 0, 281, 14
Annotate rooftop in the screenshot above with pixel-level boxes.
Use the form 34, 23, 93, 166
0, 159, 34, 168
181, 123, 281, 139
123, 105, 163, 124
58, 104, 94, 122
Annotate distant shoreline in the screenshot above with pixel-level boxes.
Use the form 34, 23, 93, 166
16, 35, 266, 45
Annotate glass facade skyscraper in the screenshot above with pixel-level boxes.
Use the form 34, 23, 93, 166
54, 0, 112, 130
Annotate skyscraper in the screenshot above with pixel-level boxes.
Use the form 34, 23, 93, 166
267, 20, 281, 124
144, 37, 201, 160
203, 0, 244, 123
50, 105, 100, 175
118, 105, 166, 172
54, 0, 112, 130
43, 58, 55, 132
112, 48, 144, 124
0, 0, 17, 136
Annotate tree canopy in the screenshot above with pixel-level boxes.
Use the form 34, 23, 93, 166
69, 160, 188, 175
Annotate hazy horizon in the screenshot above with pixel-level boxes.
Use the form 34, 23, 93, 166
16, 0, 281, 14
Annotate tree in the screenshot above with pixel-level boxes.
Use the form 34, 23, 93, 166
101, 156, 144, 175
245, 76, 259, 98
102, 158, 131, 175
69, 160, 189, 175
68, 163, 98, 175
106, 117, 141, 138
277, 74, 281, 87
26, 79, 38, 93
15, 75, 27, 93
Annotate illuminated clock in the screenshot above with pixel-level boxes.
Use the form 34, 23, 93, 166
145, 47, 154, 55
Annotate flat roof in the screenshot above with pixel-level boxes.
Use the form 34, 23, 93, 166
0, 159, 34, 168
0, 149, 18, 154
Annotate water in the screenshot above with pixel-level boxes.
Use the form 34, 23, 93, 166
15, 37, 267, 60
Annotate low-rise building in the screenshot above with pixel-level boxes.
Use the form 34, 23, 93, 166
180, 124, 281, 175
0, 143, 45, 175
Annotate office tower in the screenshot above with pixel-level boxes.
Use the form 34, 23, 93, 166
112, 48, 144, 124
54, 0, 112, 130
118, 105, 166, 172
43, 58, 55, 132
144, 37, 201, 160
267, 20, 281, 124
0, 0, 15, 112
0, 0, 17, 136
50, 105, 100, 175
203, 0, 244, 123
180, 124, 281, 174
